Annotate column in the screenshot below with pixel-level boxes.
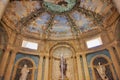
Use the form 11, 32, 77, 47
44, 56, 49, 80
107, 47, 120, 80
73, 56, 78, 80
114, 43, 120, 60
37, 56, 43, 80
76, 55, 84, 80
0, 0, 9, 20
0, 48, 10, 80
82, 54, 90, 80
49, 57, 52, 80
4, 50, 17, 80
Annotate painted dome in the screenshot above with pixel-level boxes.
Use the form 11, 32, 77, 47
2, 0, 114, 40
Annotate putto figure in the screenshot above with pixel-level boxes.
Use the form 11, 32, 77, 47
19, 64, 29, 80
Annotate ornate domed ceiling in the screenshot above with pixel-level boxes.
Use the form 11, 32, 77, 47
2, 0, 114, 40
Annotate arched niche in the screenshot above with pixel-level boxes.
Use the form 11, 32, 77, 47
12, 57, 36, 80
90, 55, 116, 80
49, 43, 76, 80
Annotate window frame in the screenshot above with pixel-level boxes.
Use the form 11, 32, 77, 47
86, 36, 103, 49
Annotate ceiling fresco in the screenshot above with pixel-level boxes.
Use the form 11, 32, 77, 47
44, 0, 76, 13
4, 1, 41, 25
2, 0, 114, 40
49, 15, 72, 38
71, 11, 96, 32
26, 12, 51, 33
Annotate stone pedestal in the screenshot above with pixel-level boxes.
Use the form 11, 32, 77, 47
59, 76, 69, 80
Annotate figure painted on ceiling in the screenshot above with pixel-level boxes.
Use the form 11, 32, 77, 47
57, 0, 68, 7
19, 64, 29, 80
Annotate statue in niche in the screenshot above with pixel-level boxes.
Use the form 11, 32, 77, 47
96, 62, 109, 80
59, 55, 68, 80
19, 64, 29, 80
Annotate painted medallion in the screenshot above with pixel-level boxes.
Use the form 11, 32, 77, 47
43, 0, 76, 13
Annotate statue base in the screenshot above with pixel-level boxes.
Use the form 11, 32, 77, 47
59, 76, 69, 80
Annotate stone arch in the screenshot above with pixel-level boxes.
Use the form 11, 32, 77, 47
90, 54, 116, 80
49, 42, 76, 57
12, 57, 36, 80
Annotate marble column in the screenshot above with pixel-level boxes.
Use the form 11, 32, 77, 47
107, 47, 120, 80
4, 50, 17, 80
0, 47, 10, 80
37, 56, 43, 80
82, 54, 90, 80
44, 56, 49, 80
76, 55, 84, 80
0, 0, 9, 20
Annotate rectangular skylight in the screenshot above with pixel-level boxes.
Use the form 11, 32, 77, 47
22, 40, 38, 50
86, 37, 103, 48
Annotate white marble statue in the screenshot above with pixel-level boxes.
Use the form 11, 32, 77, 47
19, 64, 29, 80
59, 54, 67, 79
96, 62, 109, 80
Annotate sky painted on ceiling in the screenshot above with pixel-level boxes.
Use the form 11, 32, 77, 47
3, 0, 113, 39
